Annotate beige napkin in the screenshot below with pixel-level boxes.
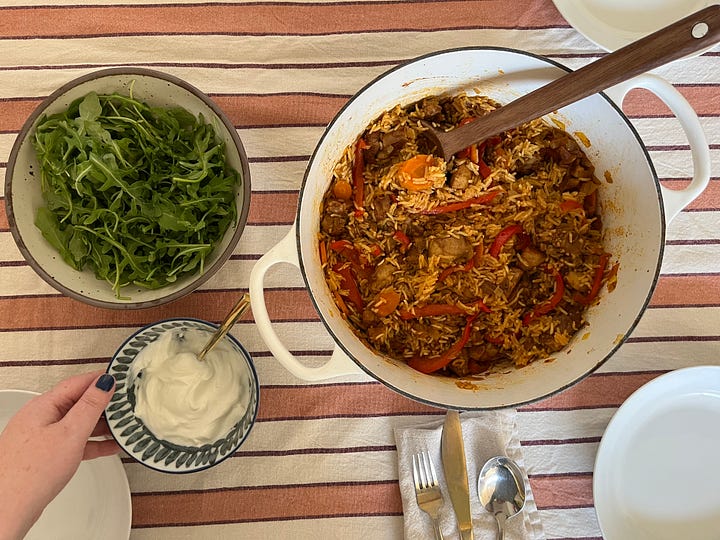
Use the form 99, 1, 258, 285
394, 410, 545, 540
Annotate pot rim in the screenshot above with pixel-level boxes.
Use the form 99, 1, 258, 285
295, 46, 665, 410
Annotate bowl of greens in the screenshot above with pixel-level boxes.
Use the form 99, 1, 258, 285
5, 68, 250, 309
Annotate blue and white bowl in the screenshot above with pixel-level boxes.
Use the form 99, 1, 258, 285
105, 318, 259, 474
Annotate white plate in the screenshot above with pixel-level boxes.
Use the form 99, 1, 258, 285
593, 366, 720, 540
0, 390, 132, 540
552, 0, 714, 53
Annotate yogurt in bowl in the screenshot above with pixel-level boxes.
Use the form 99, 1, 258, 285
105, 318, 259, 473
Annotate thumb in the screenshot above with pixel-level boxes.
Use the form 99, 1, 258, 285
62, 374, 115, 439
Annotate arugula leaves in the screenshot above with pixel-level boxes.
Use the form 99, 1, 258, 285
33, 91, 239, 298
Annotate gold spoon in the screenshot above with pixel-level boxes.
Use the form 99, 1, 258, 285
197, 292, 251, 362
422, 5, 720, 161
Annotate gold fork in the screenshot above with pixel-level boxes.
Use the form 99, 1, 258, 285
412, 451, 445, 540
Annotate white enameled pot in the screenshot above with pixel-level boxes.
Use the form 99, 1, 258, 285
249, 48, 710, 410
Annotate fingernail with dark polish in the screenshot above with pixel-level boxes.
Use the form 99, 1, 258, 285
96, 374, 115, 392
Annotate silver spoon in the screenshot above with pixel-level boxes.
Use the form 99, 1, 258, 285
423, 5, 720, 161
477, 456, 526, 540
197, 292, 251, 362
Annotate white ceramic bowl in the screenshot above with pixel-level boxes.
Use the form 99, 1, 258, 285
105, 318, 259, 474
250, 47, 710, 411
5, 68, 251, 309
552, 0, 716, 55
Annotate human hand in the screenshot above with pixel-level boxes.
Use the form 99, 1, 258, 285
0, 371, 120, 540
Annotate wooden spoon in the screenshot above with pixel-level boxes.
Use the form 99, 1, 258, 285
423, 5, 720, 161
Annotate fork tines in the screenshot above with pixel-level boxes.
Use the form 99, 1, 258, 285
413, 451, 439, 490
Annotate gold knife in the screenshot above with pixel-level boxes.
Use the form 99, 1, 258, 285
441, 410, 474, 540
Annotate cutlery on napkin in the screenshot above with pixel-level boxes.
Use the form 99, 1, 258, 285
394, 410, 545, 540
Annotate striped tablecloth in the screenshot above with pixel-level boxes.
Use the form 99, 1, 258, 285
1, 1, 717, 538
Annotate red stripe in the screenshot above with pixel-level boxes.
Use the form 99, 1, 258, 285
0, 2, 568, 39
131, 481, 402, 527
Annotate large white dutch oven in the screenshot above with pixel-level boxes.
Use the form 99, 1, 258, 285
249, 48, 710, 410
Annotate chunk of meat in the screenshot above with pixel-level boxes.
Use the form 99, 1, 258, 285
375, 130, 409, 161
449, 164, 473, 189
417, 98, 443, 119
517, 246, 546, 270
369, 260, 395, 292
515, 152, 542, 176
502, 267, 524, 294
320, 198, 352, 236
369, 194, 393, 222
565, 270, 586, 292
427, 237, 472, 262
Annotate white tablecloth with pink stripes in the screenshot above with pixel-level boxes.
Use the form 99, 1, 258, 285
0, 1, 717, 538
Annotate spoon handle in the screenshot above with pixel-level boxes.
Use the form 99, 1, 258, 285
197, 293, 251, 362
440, 5, 720, 158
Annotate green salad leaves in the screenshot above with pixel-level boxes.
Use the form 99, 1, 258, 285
32, 91, 239, 298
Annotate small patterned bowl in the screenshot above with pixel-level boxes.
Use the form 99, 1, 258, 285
105, 318, 259, 474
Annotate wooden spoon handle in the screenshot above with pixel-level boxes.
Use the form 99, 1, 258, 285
442, 5, 720, 158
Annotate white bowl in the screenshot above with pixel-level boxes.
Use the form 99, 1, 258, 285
5, 68, 251, 309
105, 318, 260, 474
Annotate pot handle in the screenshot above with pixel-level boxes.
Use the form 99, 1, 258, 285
605, 73, 710, 223
249, 226, 363, 381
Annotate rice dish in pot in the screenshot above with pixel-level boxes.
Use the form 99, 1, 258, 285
318, 93, 617, 378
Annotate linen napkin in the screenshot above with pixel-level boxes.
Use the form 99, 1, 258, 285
394, 410, 545, 540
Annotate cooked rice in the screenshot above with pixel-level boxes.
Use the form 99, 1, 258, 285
318, 93, 615, 378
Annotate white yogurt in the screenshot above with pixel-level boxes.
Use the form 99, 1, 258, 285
128, 328, 251, 446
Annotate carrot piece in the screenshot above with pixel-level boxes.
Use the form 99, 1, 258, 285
398, 155, 441, 191
372, 289, 401, 318
333, 180, 353, 200
319, 240, 328, 266
560, 199, 583, 213
474, 242, 485, 267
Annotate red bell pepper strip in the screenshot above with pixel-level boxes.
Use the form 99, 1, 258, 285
473, 298, 492, 314
353, 139, 369, 217
407, 315, 477, 374
329, 239, 362, 266
477, 158, 492, 179
333, 263, 364, 312
437, 258, 475, 283
455, 117, 477, 160
393, 230, 411, 252
421, 190, 501, 215
523, 268, 565, 325
489, 224, 523, 258
574, 253, 610, 305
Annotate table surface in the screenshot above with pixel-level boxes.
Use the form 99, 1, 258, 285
1, 1, 718, 538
